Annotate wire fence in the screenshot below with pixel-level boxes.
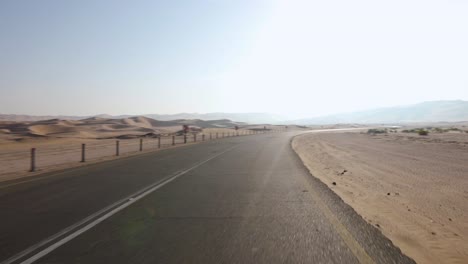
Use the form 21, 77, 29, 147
0, 129, 274, 180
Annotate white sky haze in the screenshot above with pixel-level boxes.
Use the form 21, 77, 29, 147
1, 0, 467, 118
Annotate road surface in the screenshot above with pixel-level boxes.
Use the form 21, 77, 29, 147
0, 131, 415, 263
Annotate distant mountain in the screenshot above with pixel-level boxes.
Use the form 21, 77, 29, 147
0, 112, 285, 124
293, 100, 468, 125
0, 114, 88, 122
2, 100, 467, 125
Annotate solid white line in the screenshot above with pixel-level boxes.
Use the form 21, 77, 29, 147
16, 146, 237, 264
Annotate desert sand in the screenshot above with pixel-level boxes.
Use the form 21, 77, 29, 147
0, 116, 248, 140
293, 130, 468, 264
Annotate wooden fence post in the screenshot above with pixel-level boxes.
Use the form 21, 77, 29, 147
172, 136, 175, 146
81, 144, 86, 162
116, 140, 119, 156
30, 148, 36, 172
140, 138, 143, 151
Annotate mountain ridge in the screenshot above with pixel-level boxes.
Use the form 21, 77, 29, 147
1, 100, 467, 124
293, 100, 468, 124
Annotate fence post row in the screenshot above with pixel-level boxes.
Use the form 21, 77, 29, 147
81, 144, 86, 162
30, 148, 36, 172
28, 129, 262, 172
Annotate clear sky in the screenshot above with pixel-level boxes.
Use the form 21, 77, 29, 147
1, 0, 467, 118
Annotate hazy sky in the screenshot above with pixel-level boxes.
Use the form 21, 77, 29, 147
1, 0, 467, 118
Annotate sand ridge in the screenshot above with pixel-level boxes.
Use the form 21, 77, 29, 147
0, 116, 247, 141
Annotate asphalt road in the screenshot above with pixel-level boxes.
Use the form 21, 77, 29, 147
0, 131, 415, 264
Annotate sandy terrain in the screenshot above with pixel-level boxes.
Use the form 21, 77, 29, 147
293, 131, 468, 263
0, 116, 248, 140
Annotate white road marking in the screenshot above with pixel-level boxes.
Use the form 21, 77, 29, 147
6, 146, 236, 264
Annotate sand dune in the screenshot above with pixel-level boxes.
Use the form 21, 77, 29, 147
0, 117, 165, 140
0, 116, 248, 142
122, 117, 153, 128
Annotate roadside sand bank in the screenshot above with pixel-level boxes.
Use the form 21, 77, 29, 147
293, 132, 468, 264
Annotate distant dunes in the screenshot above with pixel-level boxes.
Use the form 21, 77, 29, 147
0, 112, 284, 124
0, 116, 245, 141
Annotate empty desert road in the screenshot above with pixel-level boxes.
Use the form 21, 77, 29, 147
0, 131, 415, 264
